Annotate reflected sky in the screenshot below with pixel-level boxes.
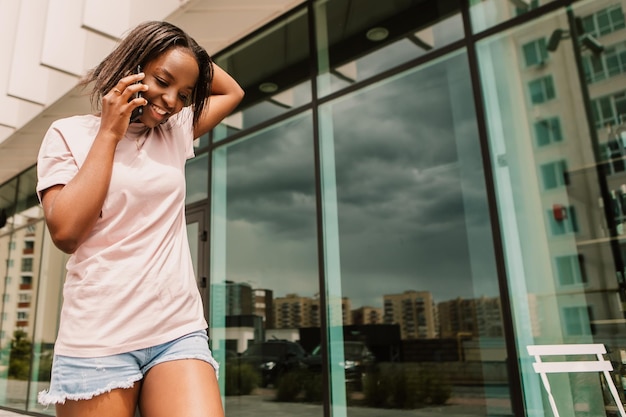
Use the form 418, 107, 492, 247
218, 52, 498, 310
331, 52, 497, 307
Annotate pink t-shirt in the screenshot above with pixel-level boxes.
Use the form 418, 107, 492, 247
36, 107, 208, 357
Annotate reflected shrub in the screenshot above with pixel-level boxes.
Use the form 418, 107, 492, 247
36, 351, 53, 381
363, 363, 451, 409
225, 363, 260, 396
275, 369, 323, 403
8, 330, 32, 380
363, 368, 392, 407
302, 371, 323, 402
275, 370, 304, 401
415, 367, 452, 406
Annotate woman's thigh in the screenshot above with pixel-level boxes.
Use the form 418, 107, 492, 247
56, 384, 141, 417
139, 359, 223, 417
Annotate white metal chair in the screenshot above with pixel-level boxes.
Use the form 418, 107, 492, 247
527, 344, 626, 417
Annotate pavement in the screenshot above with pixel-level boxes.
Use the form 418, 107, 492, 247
0, 399, 512, 417
0, 388, 513, 417
224, 397, 512, 416
0, 410, 24, 417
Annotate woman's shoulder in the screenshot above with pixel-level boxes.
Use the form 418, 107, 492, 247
50, 114, 100, 132
43, 115, 101, 166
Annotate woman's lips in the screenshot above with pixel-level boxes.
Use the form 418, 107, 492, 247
147, 103, 169, 122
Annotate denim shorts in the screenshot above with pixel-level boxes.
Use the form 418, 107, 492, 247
38, 329, 219, 406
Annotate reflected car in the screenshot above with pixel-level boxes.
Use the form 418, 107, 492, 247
303, 341, 376, 389
238, 340, 307, 387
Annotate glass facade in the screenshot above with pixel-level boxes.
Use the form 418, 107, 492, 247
477, 1, 626, 416
1, 0, 626, 416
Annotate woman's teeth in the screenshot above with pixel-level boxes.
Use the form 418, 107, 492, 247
150, 104, 168, 115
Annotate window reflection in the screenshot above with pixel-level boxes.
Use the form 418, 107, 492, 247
27, 224, 66, 416
0, 168, 65, 415
210, 114, 322, 415
0, 167, 45, 411
477, 0, 626, 415
318, 50, 511, 415
185, 153, 209, 205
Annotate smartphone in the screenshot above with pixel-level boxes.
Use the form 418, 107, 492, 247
130, 65, 143, 122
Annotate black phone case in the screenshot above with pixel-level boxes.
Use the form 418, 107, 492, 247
130, 66, 143, 122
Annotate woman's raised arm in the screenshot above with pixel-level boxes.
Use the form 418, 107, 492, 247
193, 64, 244, 138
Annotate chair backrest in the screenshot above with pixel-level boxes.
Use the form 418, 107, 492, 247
527, 343, 626, 417
527, 344, 612, 374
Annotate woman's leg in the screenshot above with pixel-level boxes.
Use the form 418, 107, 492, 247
138, 359, 223, 417
56, 384, 141, 417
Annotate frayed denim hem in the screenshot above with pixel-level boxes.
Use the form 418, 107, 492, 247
37, 375, 142, 406
38, 355, 221, 406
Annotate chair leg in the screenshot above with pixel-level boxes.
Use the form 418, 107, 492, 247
602, 370, 626, 417
539, 372, 561, 417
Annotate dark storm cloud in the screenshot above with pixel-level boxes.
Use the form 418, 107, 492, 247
221, 52, 500, 305
225, 115, 317, 240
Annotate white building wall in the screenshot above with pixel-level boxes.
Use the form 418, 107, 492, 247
0, 0, 304, 185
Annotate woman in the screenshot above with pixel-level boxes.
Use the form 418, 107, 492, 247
36, 21, 244, 417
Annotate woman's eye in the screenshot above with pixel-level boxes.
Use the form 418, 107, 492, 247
155, 78, 167, 86
179, 94, 189, 103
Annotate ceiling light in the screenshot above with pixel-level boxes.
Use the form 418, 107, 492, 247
259, 82, 278, 93
366, 27, 389, 42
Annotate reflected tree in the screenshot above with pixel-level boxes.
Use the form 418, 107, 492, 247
8, 330, 31, 380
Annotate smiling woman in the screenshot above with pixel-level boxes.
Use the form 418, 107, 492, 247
34, 20, 243, 417
138, 48, 199, 127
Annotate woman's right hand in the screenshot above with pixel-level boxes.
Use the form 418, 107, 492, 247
99, 71, 148, 140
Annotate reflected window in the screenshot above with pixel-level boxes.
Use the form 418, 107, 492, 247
581, 4, 626, 38
583, 41, 626, 83
534, 117, 563, 146
523, 37, 548, 67
20, 258, 33, 272
547, 205, 578, 235
515, 0, 539, 16
562, 306, 593, 336
529, 75, 556, 104
185, 153, 208, 205
591, 90, 626, 128
556, 254, 587, 286
540, 160, 569, 189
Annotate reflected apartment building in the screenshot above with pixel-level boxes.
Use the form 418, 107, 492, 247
2, 1, 626, 416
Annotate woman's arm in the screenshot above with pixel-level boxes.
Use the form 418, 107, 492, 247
41, 135, 117, 254
193, 64, 244, 138
42, 73, 147, 254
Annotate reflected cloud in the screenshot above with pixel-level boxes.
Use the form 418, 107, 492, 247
221, 52, 498, 309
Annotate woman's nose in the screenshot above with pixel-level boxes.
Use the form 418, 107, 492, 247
162, 90, 177, 109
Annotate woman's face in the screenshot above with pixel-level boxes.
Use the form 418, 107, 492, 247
138, 47, 199, 127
